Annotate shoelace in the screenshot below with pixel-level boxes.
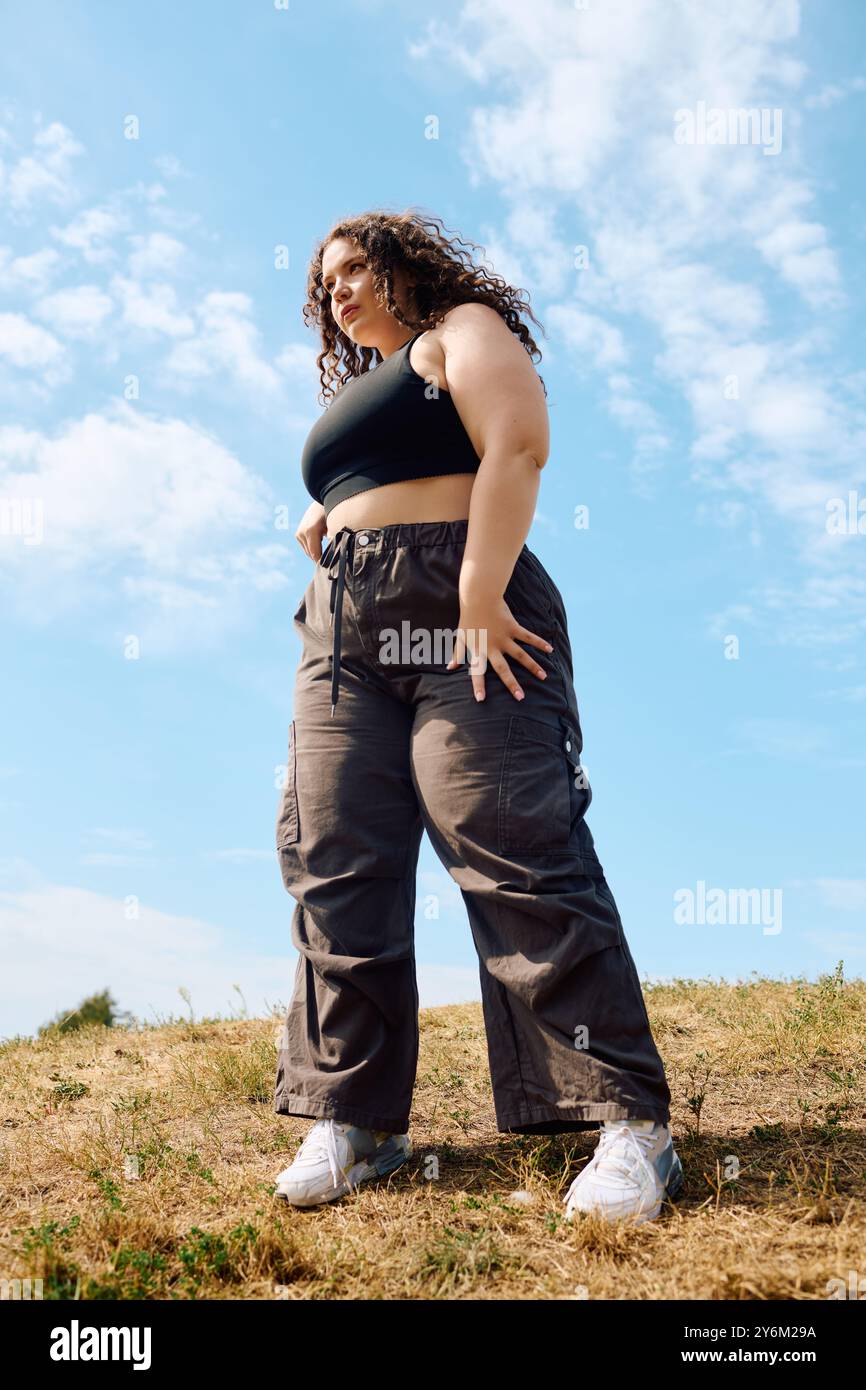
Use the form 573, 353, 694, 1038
298, 1119, 350, 1190
565, 1124, 660, 1202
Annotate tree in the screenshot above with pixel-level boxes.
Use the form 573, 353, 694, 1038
38, 989, 132, 1036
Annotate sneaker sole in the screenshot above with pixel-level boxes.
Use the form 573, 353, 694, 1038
275, 1138, 413, 1208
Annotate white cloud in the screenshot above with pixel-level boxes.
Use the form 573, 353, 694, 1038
0, 120, 85, 216
151, 153, 189, 180
485, 202, 572, 298
274, 341, 321, 386
51, 204, 129, 265
34, 284, 114, 339
0, 246, 63, 293
164, 290, 283, 395
127, 231, 186, 279
548, 303, 627, 369
804, 76, 866, 110
753, 219, 843, 309
0, 877, 289, 1039
0, 311, 64, 368
0, 401, 291, 644
713, 571, 866, 650
110, 274, 195, 336
2, 122, 305, 416
416, 964, 480, 1009
0, 400, 268, 566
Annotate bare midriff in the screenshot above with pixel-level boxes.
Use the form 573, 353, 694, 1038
325, 471, 477, 537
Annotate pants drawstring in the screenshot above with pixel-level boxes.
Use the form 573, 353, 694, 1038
320, 528, 354, 717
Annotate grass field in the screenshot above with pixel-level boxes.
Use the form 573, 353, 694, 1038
1, 964, 864, 1301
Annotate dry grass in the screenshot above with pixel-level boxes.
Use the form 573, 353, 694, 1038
1, 964, 864, 1300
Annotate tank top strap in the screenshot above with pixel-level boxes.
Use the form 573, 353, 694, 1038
399, 329, 426, 376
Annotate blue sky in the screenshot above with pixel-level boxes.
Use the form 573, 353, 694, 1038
1, 0, 864, 1041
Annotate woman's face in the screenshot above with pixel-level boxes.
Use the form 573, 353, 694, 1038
320, 236, 413, 347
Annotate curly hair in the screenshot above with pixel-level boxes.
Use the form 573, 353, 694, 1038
303, 207, 546, 405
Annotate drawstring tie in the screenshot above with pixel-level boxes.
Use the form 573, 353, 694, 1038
319, 527, 355, 716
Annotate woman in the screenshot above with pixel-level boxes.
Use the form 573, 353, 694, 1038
273, 209, 682, 1225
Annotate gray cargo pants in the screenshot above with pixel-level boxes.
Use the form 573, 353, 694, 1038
274, 518, 671, 1135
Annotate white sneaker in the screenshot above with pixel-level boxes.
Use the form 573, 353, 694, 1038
563, 1119, 683, 1225
274, 1119, 412, 1207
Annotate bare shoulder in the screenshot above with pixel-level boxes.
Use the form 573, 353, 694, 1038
436, 301, 517, 349
415, 302, 534, 393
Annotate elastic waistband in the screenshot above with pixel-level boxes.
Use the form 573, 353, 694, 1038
320, 517, 469, 566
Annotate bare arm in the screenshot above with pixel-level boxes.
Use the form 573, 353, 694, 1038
439, 302, 552, 699
439, 301, 549, 596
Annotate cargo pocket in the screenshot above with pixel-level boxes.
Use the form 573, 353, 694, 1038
498, 714, 603, 871
498, 715, 572, 855
520, 547, 558, 609
504, 550, 558, 638
275, 719, 300, 847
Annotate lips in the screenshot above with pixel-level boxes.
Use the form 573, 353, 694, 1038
341, 305, 359, 323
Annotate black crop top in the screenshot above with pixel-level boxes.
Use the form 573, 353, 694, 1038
300, 330, 481, 514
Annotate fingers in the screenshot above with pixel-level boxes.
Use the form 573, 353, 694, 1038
512, 623, 554, 654
461, 640, 523, 703
295, 533, 321, 562
504, 640, 548, 681
448, 622, 554, 703
468, 642, 487, 703
489, 652, 524, 701
446, 627, 466, 671
447, 628, 489, 702
506, 625, 554, 681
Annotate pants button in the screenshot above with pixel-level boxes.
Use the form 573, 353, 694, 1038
357, 533, 370, 545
